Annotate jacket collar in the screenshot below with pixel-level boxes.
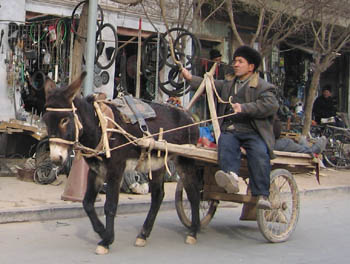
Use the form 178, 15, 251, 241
249, 72, 259, 88
232, 72, 259, 88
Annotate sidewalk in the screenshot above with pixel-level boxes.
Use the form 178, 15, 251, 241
0, 167, 350, 224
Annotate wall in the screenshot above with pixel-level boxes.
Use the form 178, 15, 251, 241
25, 0, 117, 99
0, 0, 193, 121
0, 0, 26, 121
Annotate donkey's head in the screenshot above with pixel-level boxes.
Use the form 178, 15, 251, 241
43, 72, 87, 165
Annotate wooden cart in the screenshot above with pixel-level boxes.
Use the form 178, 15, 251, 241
140, 139, 319, 243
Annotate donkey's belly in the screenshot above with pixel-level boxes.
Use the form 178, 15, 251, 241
125, 155, 171, 174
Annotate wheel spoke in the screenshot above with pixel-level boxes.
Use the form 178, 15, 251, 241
257, 169, 300, 242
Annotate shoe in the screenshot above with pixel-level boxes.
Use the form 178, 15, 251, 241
215, 170, 239, 193
257, 195, 272, 210
311, 136, 328, 154
131, 182, 149, 195
319, 136, 328, 153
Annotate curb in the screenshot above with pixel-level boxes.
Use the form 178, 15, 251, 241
300, 185, 350, 198
0, 200, 176, 224
0, 186, 349, 224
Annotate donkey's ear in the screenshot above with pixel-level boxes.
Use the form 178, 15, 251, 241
63, 72, 86, 103
44, 76, 57, 101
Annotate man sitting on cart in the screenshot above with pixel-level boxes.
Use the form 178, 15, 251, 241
181, 45, 279, 209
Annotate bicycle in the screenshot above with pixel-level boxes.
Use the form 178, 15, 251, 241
310, 122, 350, 169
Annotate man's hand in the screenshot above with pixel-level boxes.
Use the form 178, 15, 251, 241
231, 103, 242, 113
181, 68, 192, 81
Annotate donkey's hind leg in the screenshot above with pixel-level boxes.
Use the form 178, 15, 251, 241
177, 157, 201, 244
135, 169, 164, 247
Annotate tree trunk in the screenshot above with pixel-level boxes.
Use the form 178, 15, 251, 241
71, 3, 88, 84
302, 69, 321, 136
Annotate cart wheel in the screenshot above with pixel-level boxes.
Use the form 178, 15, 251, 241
257, 169, 300, 243
175, 178, 218, 229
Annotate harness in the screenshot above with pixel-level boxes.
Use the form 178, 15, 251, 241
46, 100, 121, 159
45, 98, 171, 178
45, 95, 235, 176
45, 96, 157, 161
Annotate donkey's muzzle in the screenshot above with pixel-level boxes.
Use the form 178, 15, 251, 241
49, 142, 69, 165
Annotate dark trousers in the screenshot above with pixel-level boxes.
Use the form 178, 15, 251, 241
274, 138, 312, 153
218, 131, 271, 196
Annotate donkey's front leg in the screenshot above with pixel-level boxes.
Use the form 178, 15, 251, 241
135, 170, 164, 247
83, 169, 107, 252
95, 171, 121, 255
82, 161, 115, 255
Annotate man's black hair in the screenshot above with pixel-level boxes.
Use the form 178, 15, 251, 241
233, 45, 261, 72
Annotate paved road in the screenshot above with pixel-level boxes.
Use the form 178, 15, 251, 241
1, 194, 349, 264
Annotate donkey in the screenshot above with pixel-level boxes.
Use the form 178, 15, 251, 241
43, 72, 202, 254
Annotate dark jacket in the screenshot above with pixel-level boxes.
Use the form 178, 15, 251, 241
312, 96, 337, 124
190, 73, 279, 158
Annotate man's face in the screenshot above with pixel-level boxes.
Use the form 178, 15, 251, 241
322, 90, 331, 98
233, 56, 254, 79
213, 56, 222, 63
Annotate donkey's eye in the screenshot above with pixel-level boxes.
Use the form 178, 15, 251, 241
60, 117, 70, 127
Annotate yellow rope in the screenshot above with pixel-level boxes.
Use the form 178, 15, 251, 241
107, 111, 236, 152
208, 72, 235, 107
46, 91, 235, 161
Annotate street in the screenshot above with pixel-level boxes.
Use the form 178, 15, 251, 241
0, 194, 349, 264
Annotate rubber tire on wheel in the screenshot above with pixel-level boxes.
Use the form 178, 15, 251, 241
175, 178, 217, 229
71, 1, 104, 40
323, 133, 350, 169
95, 23, 118, 69
257, 168, 300, 243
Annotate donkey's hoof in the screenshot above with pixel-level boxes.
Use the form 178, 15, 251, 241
95, 245, 109, 255
185, 235, 197, 245
134, 237, 146, 247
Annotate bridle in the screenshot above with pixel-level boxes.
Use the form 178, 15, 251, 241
45, 103, 83, 146
45, 100, 125, 159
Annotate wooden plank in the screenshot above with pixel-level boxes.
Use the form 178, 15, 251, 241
205, 76, 220, 143
0, 122, 39, 133
186, 63, 218, 111
271, 157, 314, 166
0, 121, 46, 141
203, 192, 257, 204
7, 128, 24, 133
273, 150, 314, 158
137, 139, 319, 173
137, 139, 218, 163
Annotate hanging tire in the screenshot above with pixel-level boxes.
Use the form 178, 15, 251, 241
34, 138, 57, 184
71, 0, 104, 40
163, 27, 201, 69
95, 23, 118, 69
257, 169, 300, 243
175, 177, 218, 229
